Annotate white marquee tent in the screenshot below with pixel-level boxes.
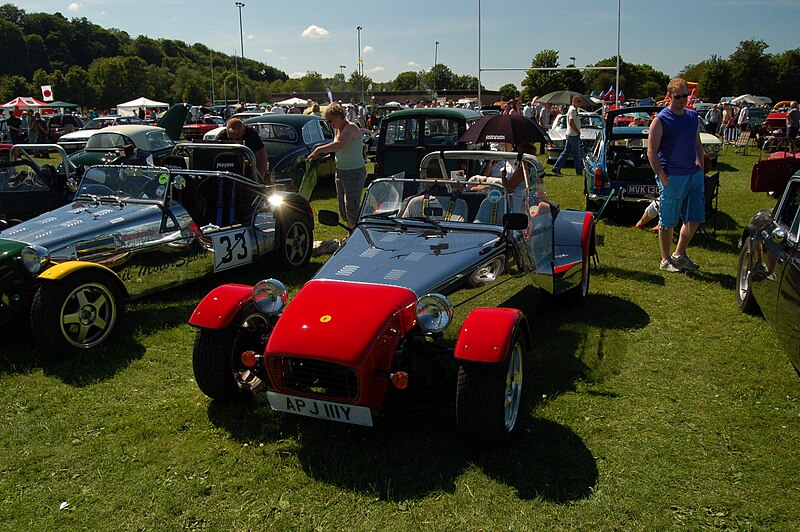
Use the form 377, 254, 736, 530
116, 97, 169, 115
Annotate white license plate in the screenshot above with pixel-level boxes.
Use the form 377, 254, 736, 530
625, 184, 658, 195
267, 391, 373, 427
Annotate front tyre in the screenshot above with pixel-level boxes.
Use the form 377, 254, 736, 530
456, 328, 526, 447
193, 312, 271, 402
268, 208, 312, 269
31, 271, 122, 352
736, 236, 760, 314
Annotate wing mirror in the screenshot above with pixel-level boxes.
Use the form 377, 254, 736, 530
771, 226, 788, 245
172, 175, 186, 190
318, 209, 340, 227
502, 213, 528, 230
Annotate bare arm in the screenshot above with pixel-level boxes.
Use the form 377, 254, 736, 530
647, 116, 668, 186
309, 123, 360, 159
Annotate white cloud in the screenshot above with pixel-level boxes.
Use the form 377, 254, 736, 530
279, 56, 287, 61
68, 2, 80, 11
247, 34, 255, 40
408, 61, 419, 67
289, 72, 305, 79
301, 25, 330, 38
362, 46, 373, 54
264, 48, 273, 54
368, 66, 384, 73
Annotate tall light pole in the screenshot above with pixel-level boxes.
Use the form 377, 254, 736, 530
235, 2, 246, 104
569, 56, 576, 67
433, 41, 439, 97
357, 26, 363, 103
339, 65, 346, 91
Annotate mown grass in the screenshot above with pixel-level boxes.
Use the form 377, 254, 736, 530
1, 151, 798, 531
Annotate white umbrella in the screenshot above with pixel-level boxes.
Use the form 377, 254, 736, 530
275, 97, 309, 107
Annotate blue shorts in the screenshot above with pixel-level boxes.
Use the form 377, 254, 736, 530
656, 169, 705, 228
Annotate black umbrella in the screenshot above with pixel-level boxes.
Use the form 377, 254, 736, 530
458, 113, 550, 146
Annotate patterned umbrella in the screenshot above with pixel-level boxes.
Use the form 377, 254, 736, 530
458, 113, 550, 145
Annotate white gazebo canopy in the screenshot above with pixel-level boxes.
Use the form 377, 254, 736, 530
117, 97, 170, 115
275, 97, 309, 107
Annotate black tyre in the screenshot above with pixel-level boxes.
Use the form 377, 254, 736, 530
192, 311, 271, 402
456, 327, 526, 447
291, 164, 306, 190
268, 207, 312, 269
736, 236, 760, 314
31, 270, 123, 352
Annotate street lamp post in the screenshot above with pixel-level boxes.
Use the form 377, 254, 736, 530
356, 26, 364, 103
433, 41, 439, 97
339, 65, 346, 91
235, 2, 246, 105
569, 56, 576, 67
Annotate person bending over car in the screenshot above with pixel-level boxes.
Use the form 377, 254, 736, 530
218, 118, 268, 182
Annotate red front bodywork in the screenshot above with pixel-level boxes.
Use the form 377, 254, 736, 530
182, 124, 219, 141
264, 280, 418, 408
454, 308, 524, 363
189, 284, 255, 329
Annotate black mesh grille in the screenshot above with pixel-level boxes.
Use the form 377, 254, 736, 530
269, 357, 359, 401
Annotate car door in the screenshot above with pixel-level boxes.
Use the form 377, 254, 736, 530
753, 180, 800, 325
772, 181, 800, 367
377, 116, 421, 178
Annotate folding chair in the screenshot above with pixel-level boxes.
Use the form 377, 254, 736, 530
698, 171, 719, 240
733, 131, 752, 155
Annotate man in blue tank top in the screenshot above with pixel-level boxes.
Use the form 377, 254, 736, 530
647, 78, 705, 273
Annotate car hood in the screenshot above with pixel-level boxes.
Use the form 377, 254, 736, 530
58, 130, 99, 143
266, 279, 416, 364
313, 222, 502, 295
0, 200, 164, 258
548, 129, 601, 142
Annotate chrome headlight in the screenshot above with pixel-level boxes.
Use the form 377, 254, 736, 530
253, 278, 287, 315
415, 293, 453, 333
20, 245, 50, 274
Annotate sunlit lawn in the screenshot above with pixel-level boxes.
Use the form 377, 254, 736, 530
1, 150, 798, 530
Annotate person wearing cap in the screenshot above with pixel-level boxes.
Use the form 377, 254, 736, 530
218, 117, 268, 181
303, 99, 315, 115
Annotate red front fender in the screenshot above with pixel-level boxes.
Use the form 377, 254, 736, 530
189, 284, 254, 329
454, 308, 526, 363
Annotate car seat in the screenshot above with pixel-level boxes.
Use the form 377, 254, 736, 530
473, 195, 506, 225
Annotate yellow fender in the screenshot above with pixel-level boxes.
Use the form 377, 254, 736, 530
38, 262, 129, 297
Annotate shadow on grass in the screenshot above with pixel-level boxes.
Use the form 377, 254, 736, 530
207, 399, 598, 504
203, 288, 652, 504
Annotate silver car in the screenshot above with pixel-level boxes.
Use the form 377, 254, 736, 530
546, 112, 604, 164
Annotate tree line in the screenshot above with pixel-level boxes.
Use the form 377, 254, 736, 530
511, 40, 798, 104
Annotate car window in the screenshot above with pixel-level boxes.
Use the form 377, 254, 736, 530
145, 130, 175, 151
302, 122, 320, 144
385, 118, 419, 146
320, 120, 335, 140
423, 118, 461, 146
778, 181, 800, 236
86, 132, 131, 149
254, 123, 297, 142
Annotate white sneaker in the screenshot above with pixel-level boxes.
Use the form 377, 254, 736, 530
671, 253, 699, 271
660, 259, 683, 273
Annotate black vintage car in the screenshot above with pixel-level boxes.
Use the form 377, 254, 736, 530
736, 171, 800, 376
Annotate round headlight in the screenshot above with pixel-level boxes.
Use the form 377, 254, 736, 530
20, 245, 50, 274
253, 278, 287, 315
415, 293, 453, 333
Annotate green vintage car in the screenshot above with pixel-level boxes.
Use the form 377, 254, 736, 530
374, 108, 481, 179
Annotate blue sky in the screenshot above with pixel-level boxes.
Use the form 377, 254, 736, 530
14, 0, 800, 91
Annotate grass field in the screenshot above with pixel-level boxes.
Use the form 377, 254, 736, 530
1, 150, 798, 531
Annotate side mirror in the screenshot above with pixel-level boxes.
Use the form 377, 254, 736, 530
318, 209, 340, 227
502, 212, 528, 231
65, 178, 78, 193
172, 175, 186, 190
771, 226, 788, 245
